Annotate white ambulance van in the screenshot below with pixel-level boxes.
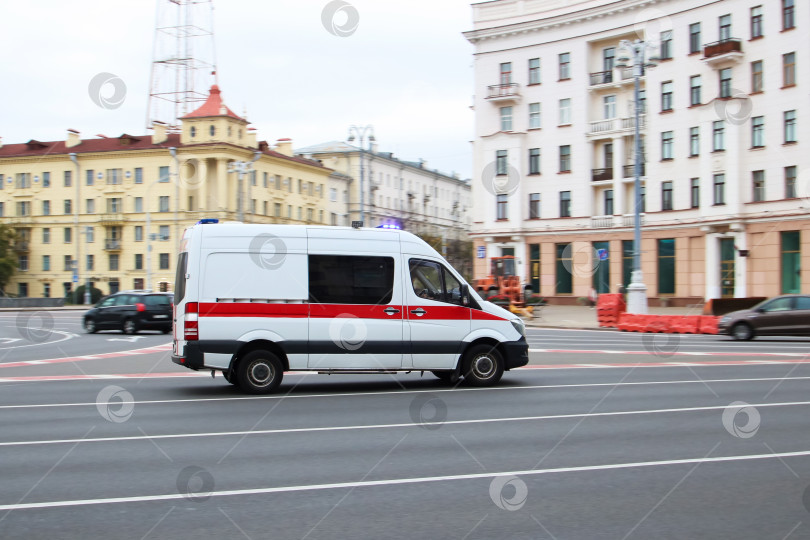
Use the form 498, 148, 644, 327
171, 221, 529, 393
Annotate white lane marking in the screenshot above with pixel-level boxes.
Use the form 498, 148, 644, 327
2, 400, 810, 448
1, 375, 810, 411
0, 330, 78, 351
1, 449, 810, 511
0, 343, 172, 368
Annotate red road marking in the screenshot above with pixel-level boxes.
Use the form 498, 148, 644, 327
0, 344, 172, 369
530, 348, 809, 358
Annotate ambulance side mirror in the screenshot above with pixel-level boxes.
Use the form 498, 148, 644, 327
461, 284, 470, 307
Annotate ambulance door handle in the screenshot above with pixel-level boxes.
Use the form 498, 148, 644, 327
410, 308, 427, 317
384, 307, 400, 315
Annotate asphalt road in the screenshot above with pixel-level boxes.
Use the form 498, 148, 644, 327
2, 311, 810, 538
2, 363, 810, 539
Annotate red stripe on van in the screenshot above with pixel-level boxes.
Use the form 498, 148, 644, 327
199, 303, 309, 318
471, 310, 509, 322
310, 304, 404, 319
408, 305, 471, 320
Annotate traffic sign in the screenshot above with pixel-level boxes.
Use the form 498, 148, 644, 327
477, 246, 486, 259
597, 248, 609, 261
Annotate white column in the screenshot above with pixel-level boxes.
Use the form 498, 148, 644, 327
733, 230, 748, 298
584, 140, 595, 217
705, 232, 721, 300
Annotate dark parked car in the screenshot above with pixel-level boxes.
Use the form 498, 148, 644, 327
718, 294, 810, 340
84, 291, 173, 334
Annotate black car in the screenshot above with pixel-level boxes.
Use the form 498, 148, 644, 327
84, 291, 173, 334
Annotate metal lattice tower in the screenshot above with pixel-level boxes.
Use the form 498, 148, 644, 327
146, 0, 218, 130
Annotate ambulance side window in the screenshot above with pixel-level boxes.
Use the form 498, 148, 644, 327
409, 259, 463, 306
309, 255, 394, 305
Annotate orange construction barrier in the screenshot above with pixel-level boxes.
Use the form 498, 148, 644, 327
698, 316, 720, 335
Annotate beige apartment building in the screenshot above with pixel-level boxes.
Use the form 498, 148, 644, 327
0, 85, 335, 298
465, 0, 808, 305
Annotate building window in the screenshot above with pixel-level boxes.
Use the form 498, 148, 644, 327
558, 53, 570, 80
86, 227, 94, 243
783, 0, 795, 30
86, 169, 94, 186
64, 255, 72, 271
528, 148, 541, 175
555, 244, 573, 294
133, 167, 142, 184
106, 168, 122, 185
751, 60, 763, 93
42, 255, 50, 272
496, 194, 508, 220
63, 200, 72, 214
603, 95, 616, 119
783, 52, 796, 86
159, 253, 170, 270
690, 75, 701, 105
604, 189, 614, 215
496, 150, 508, 175
83, 199, 94, 214
660, 31, 673, 59
500, 106, 513, 131
43, 172, 50, 188
719, 68, 732, 98
18, 255, 28, 272
785, 166, 797, 198
135, 226, 143, 242
559, 98, 571, 125
135, 254, 143, 270
658, 239, 676, 295
17, 201, 31, 217
713, 121, 725, 151
159, 196, 169, 212
752, 170, 766, 202
689, 127, 700, 156
661, 81, 673, 111
86, 254, 94, 271
529, 193, 540, 219
64, 227, 72, 243
639, 186, 646, 213
17, 283, 28, 297
690, 178, 700, 208
559, 145, 571, 173
713, 173, 726, 205
528, 58, 540, 85
603, 47, 615, 72
42, 228, 50, 244
107, 197, 122, 213
689, 22, 701, 53
134, 197, 143, 213
159, 225, 169, 240
499, 62, 512, 85
781, 231, 800, 294
719, 14, 732, 41
109, 254, 119, 271
559, 191, 571, 217
784, 110, 797, 143
64, 170, 72, 187
662, 181, 673, 210
751, 6, 763, 38
159, 166, 170, 183
42, 200, 51, 216
529, 102, 541, 129
661, 131, 674, 160
15, 173, 31, 189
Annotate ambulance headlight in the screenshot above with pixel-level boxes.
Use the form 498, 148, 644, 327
510, 318, 525, 337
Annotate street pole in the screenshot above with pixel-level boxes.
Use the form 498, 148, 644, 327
228, 151, 262, 223
617, 39, 658, 314
347, 125, 375, 226
68, 153, 88, 304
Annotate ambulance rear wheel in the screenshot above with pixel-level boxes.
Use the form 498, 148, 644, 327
236, 350, 283, 394
461, 345, 504, 387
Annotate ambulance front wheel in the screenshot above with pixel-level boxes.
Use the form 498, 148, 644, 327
236, 350, 284, 394
461, 345, 504, 387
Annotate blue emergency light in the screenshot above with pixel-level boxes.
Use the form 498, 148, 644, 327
197, 218, 219, 224
376, 224, 401, 230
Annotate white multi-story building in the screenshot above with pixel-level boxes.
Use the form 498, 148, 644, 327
465, 0, 807, 304
296, 141, 473, 274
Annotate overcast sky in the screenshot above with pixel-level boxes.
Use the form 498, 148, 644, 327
0, 0, 475, 178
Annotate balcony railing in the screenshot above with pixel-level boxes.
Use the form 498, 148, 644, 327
486, 83, 520, 101
589, 115, 645, 135
591, 216, 615, 228
13, 241, 30, 252
100, 213, 125, 224
623, 163, 646, 177
589, 71, 613, 85
592, 168, 614, 182
104, 239, 122, 251
704, 38, 742, 59
622, 213, 645, 227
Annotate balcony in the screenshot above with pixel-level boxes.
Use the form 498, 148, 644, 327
702, 39, 743, 67
99, 212, 125, 224
591, 216, 615, 228
622, 163, 646, 178
588, 67, 636, 88
589, 71, 614, 86
588, 115, 645, 137
7, 217, 33, 226
591, 168, 614, 182
622, 213, 645, 227
104, 239, 122, 251
13, 241, 30, 253
486, 83, 521, 103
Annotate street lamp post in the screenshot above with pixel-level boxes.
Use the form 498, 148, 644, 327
347, 125, 375, 225
616, 39, 658, 314
227, 151, 262, 223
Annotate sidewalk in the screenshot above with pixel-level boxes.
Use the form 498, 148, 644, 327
525, 304, 705, 330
